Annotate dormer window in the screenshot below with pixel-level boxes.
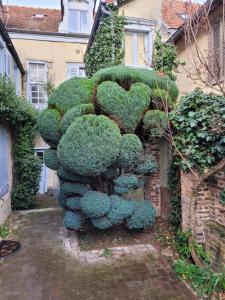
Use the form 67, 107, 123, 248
32, 13, 45, 20
177, 13, 188, 21
68, 9, 88, 33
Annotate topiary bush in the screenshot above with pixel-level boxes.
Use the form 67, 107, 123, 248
64, 211, 85, 230
116, 134, 143, 168
126, 200, 156, 229
58, 115, 122, 176
38, 109, 61, 148
43, 149, 60, 170
143, 110, 168, 137
80, 191, 111, 218
38, 65, 179, 232
152, 89, 173, 109
48, 77, 95, 113
61, 103, 94, 134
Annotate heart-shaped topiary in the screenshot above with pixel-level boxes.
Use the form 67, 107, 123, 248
97, 81, 152, 133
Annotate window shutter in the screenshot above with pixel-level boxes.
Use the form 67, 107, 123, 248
0, 126, 9, 198
212, 20, 221, 80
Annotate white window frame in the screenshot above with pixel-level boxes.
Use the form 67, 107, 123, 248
0, 125, 9, 198
67, 63, 86, 79
68, 9, 88, 33
27, 60, 48, 110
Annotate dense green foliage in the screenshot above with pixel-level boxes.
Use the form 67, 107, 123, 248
151, 89, 173, 109
97, 81, 151, 132
64, 211, 85, 230
0, 76, 41, 210
171, 90, 225, 173
66, 197, 81, 211
61, 103, 94, 134
126, 200, 156, 229
58, 167, 91, 184
38, 109, 61, 148
58, 115, 122, 175
134, 155, 158, 175
84, 11, 125, 76
91, 216, 112, 230
48, 77, 95, 113
61, 182, 90, 196
43, 149, 60, 170
80, 191, 111, 218
143, 110, 168, 137
116, 134, 143, 168
153, 31, 183, 81
107, 196, 134, 225
113, 175, 143, 194
173, 259, 225, 298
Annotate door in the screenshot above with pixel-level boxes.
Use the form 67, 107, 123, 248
35, 150, 48, 194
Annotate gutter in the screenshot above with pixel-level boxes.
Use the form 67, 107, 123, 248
0, 19, 25, 75
85, 0, 112, 55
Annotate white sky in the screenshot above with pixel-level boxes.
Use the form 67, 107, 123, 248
2, 0, 61, 8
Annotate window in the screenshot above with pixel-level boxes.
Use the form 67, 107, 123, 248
28, 62, 47, 110
125, 31, 152, 67
0, 126, 9, 198
209, 17, 225, 81
68, 9, 88, 33
67, 63, 85, 79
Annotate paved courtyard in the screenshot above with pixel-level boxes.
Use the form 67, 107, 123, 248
0, 209, 197, 300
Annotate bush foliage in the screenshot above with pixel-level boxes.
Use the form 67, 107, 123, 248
43, 149, 60, 170
143, 110, 168, 137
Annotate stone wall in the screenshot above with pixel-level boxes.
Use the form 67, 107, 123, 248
181, 170, 225, 265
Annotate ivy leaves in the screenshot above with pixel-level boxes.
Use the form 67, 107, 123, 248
171, 89, 225, 173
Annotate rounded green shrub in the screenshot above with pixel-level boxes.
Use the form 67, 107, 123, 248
48, 77, 95, 113
116, 134, 143, 168
63, 211, 85, 230
57, 115, 122, 176
38, 108, 61, 148
152, 89, 173, 108
107, 196, 134, 225
134, 155, 158, 175
61, 182, 91, 196
58, 167, 92, 184
57, 191, 67, 208
80, 191, 110, 218
143, 110, 168, 137
114, 175, 139, 190
66, 197, 81, 211
43, 149, 60, 170
91, 217, 112, 229
126, 200, 156, 229
97, 81, 151, 132
61, 103, 94, 134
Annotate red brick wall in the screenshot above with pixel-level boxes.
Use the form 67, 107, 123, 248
144, 142, 161, 216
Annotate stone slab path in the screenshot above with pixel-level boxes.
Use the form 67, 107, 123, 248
0, 210, 197, 300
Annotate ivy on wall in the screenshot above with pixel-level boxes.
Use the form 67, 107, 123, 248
84, 11, 125, 77
0, 76, 41, 210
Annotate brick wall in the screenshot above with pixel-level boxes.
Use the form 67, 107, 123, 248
181, 170, 225, 265
144, 142, 161, 216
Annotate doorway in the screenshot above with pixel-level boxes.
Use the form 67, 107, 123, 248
35, 149, 48, 194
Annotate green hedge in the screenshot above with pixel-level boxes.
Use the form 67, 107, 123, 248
43, 149, 60, 170
61, 182, 91, 196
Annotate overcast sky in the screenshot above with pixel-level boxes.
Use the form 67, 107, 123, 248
2, 0, 61, 8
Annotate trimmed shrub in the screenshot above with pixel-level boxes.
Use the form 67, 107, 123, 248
38, 109, 61, 148
58, 115, 122, 176
61, 103, 94, 134
66, 197, 81, 211
97, 81, 151, 132
114, 185, 131, 194
80, 191, 110, 218
63, 211, 85, 230
134, 155, 158, 175
143, 110, 168, 137
61, 182, 91, 196
152, 89, 173, 108
48, 77, 95, 113
116, 134, 143, 168
58, 167, 92, 184
126, 200, 156, 229
107, 196, 134, 225
91, 217, 112, 229
114, 175, 139, 190
12, 155, 42, 210
43, 149, 60, 170
57, 191, 67, 208
94, 66, 179, 100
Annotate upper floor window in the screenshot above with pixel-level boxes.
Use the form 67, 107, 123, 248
125, 31, 152, 68
0, 126, 9, 198
68, 9, 88, 33
67, 63, 85, 79
28, 62, 47, 110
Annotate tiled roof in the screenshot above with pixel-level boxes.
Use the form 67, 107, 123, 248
162, 0, 199, 29
3, 5, 61, 33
